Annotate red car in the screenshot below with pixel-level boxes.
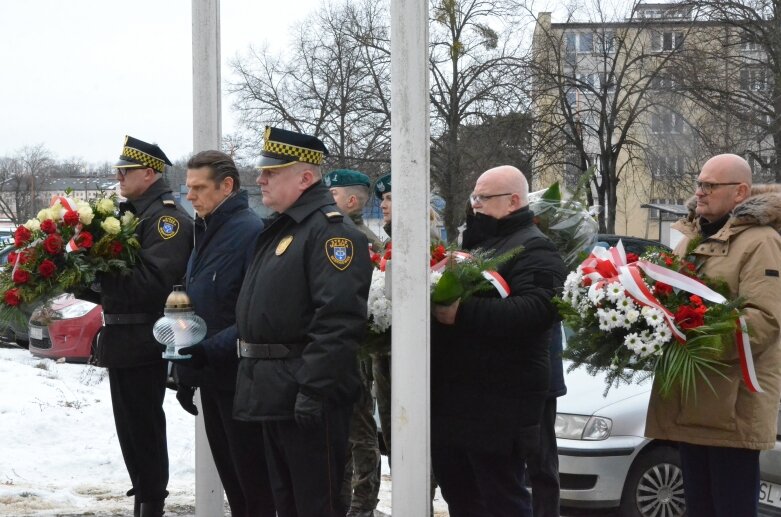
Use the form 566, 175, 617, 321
28, 294, 102, 363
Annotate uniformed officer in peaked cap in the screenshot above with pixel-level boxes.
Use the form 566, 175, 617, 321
97, 135, 193, 517
233, 126, 372, 516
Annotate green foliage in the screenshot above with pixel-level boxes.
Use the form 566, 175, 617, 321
431, 247, 523, 305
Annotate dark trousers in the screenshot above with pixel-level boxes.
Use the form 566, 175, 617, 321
678, 442, 760, 517
262, 404, 352, 517
108, 362, 169, 503
432, 443, 532, 517
527, 397, 560, 517
200, 385, 276, 517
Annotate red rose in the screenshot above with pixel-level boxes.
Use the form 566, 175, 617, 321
674, 305, 705, 330
76, 231, 94, 249
7, 251, 17, 264
4, 288, 21, 306
40, 219, 57, 234
14, 226, 31, 247
625, 252, 639, 263
12, 268, 30, 285
110, 241, 123, 256
38, 259, 57, 279
43, 234, 63, 255
661, 253, 674, 266
370, 251, 381, 265
654, 282, 673, 297
430, 244, 447, 266
17, 250, 31, 265
63, 210, 80, 226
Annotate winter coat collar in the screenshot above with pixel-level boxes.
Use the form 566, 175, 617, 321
120, 178, 172, 215
675, 184, 781, 240
196, 190, 248, 228
281, 181, 337, 223
462, 206, 533, 249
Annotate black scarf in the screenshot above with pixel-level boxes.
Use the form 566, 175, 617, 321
461, 206, 532, 250
699, 213, 730, 238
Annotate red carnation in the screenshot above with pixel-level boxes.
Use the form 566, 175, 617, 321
40, 219, 57, 234
43, 234, 63, 255
38, 259, 57, 279
63, 210, 80, 226
674, 305, 706, 330
661, 253, 674, 266
14, 226, 31, 247
626, 252, 639, 263
76, 231, 94, 249
430, 244, 447, 266
110, 241, 124, 256
4, 288, 21, 306
12, 268, 30, 285
654, 282, 673, 297
689, 294, 704, 307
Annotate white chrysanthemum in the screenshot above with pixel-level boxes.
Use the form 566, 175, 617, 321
654, 326, 673, 345
624, 309, 640, 324
605, 282, 624, 302
624, 332, 655, 358
641, 306, 665, 328
101, 216, 121, 235
597, 308, 623, 331
367, 269, 391, 333
23, 218, 40, 231
615, 294, 636, 313
120, 211, 135, 227
587, 283, 606, 305
96, 198, 115, 216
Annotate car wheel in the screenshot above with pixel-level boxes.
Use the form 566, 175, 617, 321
619, 444, 686, 517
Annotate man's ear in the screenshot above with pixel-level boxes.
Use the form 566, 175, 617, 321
222, 176, 235, 194
736, 183, 751, 203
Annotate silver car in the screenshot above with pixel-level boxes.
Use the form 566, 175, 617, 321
557, 363, 781, 516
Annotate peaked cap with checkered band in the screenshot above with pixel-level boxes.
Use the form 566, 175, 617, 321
257, 126, 329, 169
115, 135, 173, 173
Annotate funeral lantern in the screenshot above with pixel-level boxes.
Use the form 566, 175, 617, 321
153, 285, 206, 360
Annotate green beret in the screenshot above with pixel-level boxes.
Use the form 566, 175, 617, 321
374, 173, 391, 199
325, 169, 370, 188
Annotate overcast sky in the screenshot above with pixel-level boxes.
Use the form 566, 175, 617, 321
0, 0, 321, 165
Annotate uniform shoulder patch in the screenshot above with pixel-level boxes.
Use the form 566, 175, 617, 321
321, 207, 343, 222
325, 237, 354, 270
162, 199, 176, 207
158, 215, 180, 239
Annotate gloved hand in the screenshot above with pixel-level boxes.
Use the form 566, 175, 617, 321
176, 385, 199, 416
176, 343, 208, 369
294, 392, 324, 430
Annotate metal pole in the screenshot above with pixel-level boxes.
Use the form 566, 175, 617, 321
391, 0, 431, 514
191, 0, 224, 515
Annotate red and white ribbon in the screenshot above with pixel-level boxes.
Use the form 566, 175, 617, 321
50, 195, 82, 253
431, 251, 511, 299
736, 316, 763, 393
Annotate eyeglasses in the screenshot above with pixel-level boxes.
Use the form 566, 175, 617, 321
695, 181, 741, 194
116, 166, 148, 178
469, 193, 512, 204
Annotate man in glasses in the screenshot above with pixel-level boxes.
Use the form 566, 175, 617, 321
97, 136, 193, 517
233, 127, 372, 516
431, 165, 567, 516
646, 154, 781, 517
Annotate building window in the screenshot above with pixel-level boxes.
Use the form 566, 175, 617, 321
565, 32, 597, 56
650, 111, 685, 134
740, 68, 767, 92
651, 31, 684, 52
595, 31, 615, 54
649, 74, 677, 90
649, 155, 685, 178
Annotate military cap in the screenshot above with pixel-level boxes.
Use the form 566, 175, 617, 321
374, 173, 391, 199
114, 135, 172, 174
257, 126, 329, 169
325, 169, 371, 189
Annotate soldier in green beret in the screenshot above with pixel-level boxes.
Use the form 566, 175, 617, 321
326, 169, 382, 517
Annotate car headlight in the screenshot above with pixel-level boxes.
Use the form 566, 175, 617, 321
555, 413, 613, 440
56, 301, 97, 320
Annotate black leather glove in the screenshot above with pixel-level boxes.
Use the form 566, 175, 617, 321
294, 392, 324, 430
176, 385, 199, 416
176, 343, 207, 369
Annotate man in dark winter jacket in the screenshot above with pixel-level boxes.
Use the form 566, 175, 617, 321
233, 127, 372, 517
172, 150, 274, 517
97, 136, 193, 517
431, 165, 567, 517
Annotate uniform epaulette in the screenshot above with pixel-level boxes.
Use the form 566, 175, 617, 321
320, 206, 344, 222
161, 192, 176, 208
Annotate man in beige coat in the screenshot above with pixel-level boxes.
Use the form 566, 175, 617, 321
645, 154, 781, 517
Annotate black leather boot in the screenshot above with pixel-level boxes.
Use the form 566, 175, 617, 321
139, 500, 165, 517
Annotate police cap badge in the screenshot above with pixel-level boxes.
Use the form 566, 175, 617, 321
257, 126, 329, 170
115, 135, 173, 174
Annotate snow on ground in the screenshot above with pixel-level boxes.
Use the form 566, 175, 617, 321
0, 347, 448, 516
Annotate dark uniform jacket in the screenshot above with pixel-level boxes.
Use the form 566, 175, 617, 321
96, 179, 193, 368
176, 190, 263, 391
431, 207, 567, 455
233, 182, 372, 421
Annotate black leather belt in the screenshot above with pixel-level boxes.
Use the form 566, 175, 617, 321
237, 340, 306, 359
102, 313, 159, 325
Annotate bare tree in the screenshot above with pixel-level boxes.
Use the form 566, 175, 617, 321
528, 1, 696, 233
0, 145, 54, 225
